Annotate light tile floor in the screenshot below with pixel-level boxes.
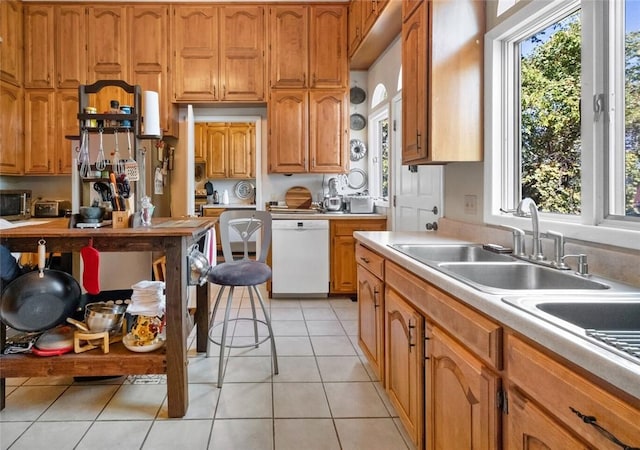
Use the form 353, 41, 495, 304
0, 286, 415, 450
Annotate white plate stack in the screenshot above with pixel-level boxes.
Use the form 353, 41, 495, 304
126, 280, 165, 317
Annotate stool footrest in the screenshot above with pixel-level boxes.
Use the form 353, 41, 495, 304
208, 317, 273, 349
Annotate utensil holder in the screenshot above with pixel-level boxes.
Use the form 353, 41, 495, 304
112, 211, 131, 229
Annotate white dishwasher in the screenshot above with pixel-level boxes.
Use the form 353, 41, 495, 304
272, 219, 329, 297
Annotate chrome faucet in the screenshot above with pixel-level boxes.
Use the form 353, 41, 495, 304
515, 197, 545, 260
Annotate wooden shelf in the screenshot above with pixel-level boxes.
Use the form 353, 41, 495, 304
0, 342, 166, 378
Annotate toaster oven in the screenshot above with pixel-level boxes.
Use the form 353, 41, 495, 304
33, 200, 72, 218
0, 190, 32, 221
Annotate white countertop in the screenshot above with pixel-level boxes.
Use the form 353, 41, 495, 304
354, 231, 640, 401
270, 212, 387, 220
201, 204, 256, 209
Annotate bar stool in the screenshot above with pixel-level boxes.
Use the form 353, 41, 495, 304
206, 210, 278, 387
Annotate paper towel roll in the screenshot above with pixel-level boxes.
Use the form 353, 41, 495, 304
143, 91, 161, 136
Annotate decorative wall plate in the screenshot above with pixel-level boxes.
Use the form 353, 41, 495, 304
234, 180, 255, 200
350, 139, 367, 161
347, 168, 368, 190
350, 113, 367, 130
350, 86, 366, 104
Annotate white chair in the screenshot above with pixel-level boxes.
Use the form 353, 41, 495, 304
206, 210, 278, 387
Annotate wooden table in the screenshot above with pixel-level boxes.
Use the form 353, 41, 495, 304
0, 217, 216, 417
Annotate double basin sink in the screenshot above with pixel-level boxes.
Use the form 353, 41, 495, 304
389, 243, 640, 363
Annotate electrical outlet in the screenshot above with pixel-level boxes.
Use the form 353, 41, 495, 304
464, 195, 477, 215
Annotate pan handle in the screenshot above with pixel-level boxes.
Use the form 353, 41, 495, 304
38, 239, 46, 278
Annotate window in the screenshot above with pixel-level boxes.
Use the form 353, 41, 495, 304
486, 0, 640, 249
368, 107, 390, 202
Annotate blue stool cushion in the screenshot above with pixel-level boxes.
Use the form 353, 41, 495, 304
207, 261, 272, 287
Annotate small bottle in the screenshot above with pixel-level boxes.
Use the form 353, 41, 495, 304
213, 191, 220, 204
109, 100, 120, 127
222, 190, 229, 205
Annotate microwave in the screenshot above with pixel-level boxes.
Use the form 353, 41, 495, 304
0, 190, 32, 221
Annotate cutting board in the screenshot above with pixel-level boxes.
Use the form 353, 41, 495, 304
285, 186, 313, 209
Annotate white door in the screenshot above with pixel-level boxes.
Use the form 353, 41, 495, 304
392, 94, 443, 231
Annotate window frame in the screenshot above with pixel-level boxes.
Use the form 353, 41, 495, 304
484, 0, 640, 250
368, 105, 390, 205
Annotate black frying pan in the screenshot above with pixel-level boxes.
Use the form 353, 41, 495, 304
0, 240, 81, 332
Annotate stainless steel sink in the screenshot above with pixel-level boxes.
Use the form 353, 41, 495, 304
536, 301, 640, 330
388, 244, 515, 263
437, 262, 611, 293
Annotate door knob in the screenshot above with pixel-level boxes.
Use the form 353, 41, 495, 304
425, 222, 438, 231
430, 206, 438, 215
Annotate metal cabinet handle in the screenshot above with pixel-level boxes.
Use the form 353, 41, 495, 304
408, 320, 416, 352
359, 256, 370, 264
416, 132, 421, 150
373, 287, 379, 307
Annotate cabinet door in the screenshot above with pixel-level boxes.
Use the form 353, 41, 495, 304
402, 1, 428, 163
268, 90, 308, 173
402, 0, 423, 22
228, 124, 255, 178
309, 90, 348, 173
309, 5, 347, 88
129, 5, 170, 134
205, 125, 227, 179
357, 265, 384, 380
56, 90, 78, 175
506, 386, 588, 450
87, 6, 129, 112
361, 0, 378, 36
56, 5, 86, 89
268, 6, 308, 88
347, 0, 363, 58
220, 6, 265, 102
0, 81, 23, 174
426, 326, 500, 450
0, 0, 23, 87
24, 90, 56, 174
172, 6, 219, 102
24, 5, 55, 89
385, 288, 424, 448
194, 123, 206, 163
332, 235, 358, 293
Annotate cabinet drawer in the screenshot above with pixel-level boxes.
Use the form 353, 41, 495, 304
507, 333, 640, 449
386, 261, 502, 370
356, 243, 384, 279
333, 219, 386, 236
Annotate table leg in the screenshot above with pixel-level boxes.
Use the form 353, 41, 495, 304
1, 322, 5, 410
164, 237, 189, 418
195, 283, 209, 353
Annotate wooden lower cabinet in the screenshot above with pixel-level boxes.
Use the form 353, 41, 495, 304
506, 333, 640, 450
385, 286, 424, 449
201, 207, 224, 251
506, 386, 588, 449
357, 264, 384, 381
426, 325, 500, 450
330, 219, 386, 295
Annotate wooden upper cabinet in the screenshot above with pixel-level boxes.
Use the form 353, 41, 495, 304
361, 0, 378, 36
402, 0, 423, 22
268, 5, 308, 89
347, 0, 363, 58
56, 90, 78, 174
228, 124, 255, 178
402, 3, 426, 163
309, 5, 347, 88
0, 81, 23, 174
24, 90, 56, 174
0, 0, 23, 87
129, 5, 175, 135
25, 5, 85, 90
219, 6, 265, 101
309, 89, 348, 172
56, 6, 86, 89
23, 5, 55, 89
172, 5, 265, 103
268, 89, 308, 173
401, 0, 484, 164
87, 6, 129, 112
205, 125, 227, 179
171, 6, 218, 101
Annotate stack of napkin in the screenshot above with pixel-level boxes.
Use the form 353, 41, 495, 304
126, 280, 165, 317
